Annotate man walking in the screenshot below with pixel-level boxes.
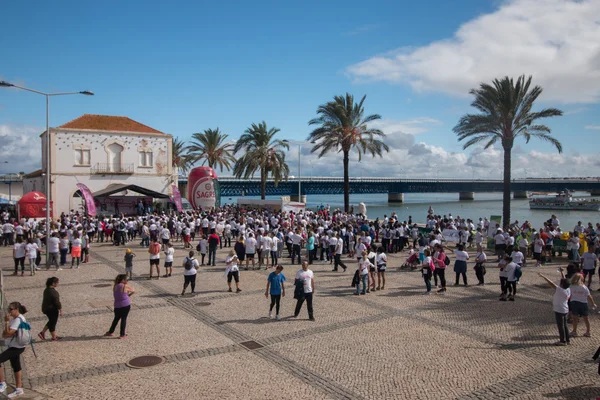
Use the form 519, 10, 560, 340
208, 229, 220, 266
333, 233, 347, 272
293, 261, 315, 321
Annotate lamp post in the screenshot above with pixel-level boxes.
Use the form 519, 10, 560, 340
282, 140, 303, 202
0, 81, 93, 262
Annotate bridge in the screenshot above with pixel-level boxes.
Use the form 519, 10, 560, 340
178, 177, 600, 203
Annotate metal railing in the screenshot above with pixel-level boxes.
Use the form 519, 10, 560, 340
91, 163, 134, 175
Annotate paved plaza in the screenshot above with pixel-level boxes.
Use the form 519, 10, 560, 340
2, 241, 600, 400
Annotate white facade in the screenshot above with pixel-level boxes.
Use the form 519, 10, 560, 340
27, 119, 174, 216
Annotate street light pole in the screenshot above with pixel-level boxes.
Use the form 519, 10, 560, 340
283, 140, 304, 203
0, 81, 93, 263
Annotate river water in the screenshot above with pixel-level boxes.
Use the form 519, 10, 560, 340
229, 192, 600, 231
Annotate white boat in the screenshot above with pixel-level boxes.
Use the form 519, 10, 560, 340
529, 191, 600, 211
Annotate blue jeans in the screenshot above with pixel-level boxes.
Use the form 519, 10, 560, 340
355, 274, 368, 294
59, 248, 68, 265
424, 275, 431, 292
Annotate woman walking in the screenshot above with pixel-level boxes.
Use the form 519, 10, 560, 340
0, 302, 29, 398
538, 272, 571, 345
39, 277, 62, 341
181, 251, 199, 296
104, 274, 135, 339
445, 244, 469, 286
225, 250, 241, 293
148, 238, 161, 279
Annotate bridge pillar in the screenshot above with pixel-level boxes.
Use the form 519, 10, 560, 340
290, 195, 307, 203
459, 192, 475, 201
513, 191, 528, 199
591, 190, 600, 196
388, 193, 404, 203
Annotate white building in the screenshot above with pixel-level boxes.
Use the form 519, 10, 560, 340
24, 114, 175, 217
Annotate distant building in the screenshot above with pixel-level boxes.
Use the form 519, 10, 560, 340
23, 114, 175, 217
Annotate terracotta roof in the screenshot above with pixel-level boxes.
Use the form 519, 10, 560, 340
24, 169, 43, 178
58, 114, 164, 134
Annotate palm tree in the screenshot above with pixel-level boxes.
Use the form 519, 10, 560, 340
233, 121, 289, 199
186, 128, 235, 172
172, 137, 193, 175
454, 75, 563, 226
308, 93, 389, 212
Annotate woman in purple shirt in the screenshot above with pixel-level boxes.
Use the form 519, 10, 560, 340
104, 274, 135, 339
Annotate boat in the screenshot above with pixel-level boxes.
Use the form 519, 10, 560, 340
529, 191, 600, 211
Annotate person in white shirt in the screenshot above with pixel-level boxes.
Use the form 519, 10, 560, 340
181, 250, 200, 295
494, 230, 506, 260
532, 233, 544, 267
538, 272, 571, 345
518, 236, 529, 267
376, 246, 387, 290
293, 261, 315, 320
270, 232, 279, 267
225, 250, 241, 293
568, 274, 597, 337
260, 233, 273, 269
244, 233, 257, 270
25, 238, 39, 276
290, 229, 303, 265
163, 242, 175, 277
581, 249, 598, 289
46, 233, 61, 271
12, 237, 26, 276
474, 249, 487, 285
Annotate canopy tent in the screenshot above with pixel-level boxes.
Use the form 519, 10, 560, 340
18, 191, 53, 219
90, 184, 170, 199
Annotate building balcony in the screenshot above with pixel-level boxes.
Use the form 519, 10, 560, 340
90, 163, 134, 175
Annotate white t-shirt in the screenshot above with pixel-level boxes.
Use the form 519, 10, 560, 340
48, 237, 60, 253
245, 237, 257, 254
582, 252, 598, 270
72, 238, 82, 248
183, 257, 199, 276
533, 238, 544, 253
494, 234, 505, 245
453, 250, 469, 262
553, 287, 570, 314
504, 262, 517, 282
225, 255, 239, 272
376, 253, 387, 266
570, 284, 590, 303
295, 269, 314, 293
164, 247, 174, 263
261, 236, 273, 251
25, 243, 39, 259
13, 243, 25, 259
511, 251, 524, 265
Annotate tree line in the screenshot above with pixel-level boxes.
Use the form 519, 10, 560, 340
173, 76, 563, 227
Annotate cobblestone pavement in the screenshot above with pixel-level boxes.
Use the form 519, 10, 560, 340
1, 240, 600, 399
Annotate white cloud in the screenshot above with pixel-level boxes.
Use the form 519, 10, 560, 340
0, 125, 42, 174
585, 125, 600, 130
370, 117, 442, 135
346, 0, 600, 104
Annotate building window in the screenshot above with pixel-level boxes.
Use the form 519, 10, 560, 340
139, 150, 153, 167
74, 149, 91, 166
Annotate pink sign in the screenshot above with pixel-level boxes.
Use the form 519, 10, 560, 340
171, 185, 183, 213
77, 183, 97, 216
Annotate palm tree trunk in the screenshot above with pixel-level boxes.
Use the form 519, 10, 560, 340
502, 147, 512, 228
343, 150, 350, 213
261, 168, 266, 200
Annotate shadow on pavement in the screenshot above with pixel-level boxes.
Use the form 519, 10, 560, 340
544, 384, 600, 400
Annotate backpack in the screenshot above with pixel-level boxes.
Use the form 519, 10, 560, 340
515, 266, 523, 280
444, 253, 450, 266
196, 242, 202, 252
15, 316, 32, 347
184, 257, 195, 270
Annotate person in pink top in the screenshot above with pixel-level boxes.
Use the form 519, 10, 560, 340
104, 274, 135, 339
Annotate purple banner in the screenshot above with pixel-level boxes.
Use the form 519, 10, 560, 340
171, 185, 183, 212
77, 183, 97, 216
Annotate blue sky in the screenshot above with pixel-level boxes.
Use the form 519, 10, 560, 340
1, 0, 599, 178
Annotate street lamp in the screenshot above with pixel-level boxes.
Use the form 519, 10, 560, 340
282, 139, 304, 202
0, 81, 93, 263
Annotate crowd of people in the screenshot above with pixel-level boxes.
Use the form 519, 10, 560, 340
3, 205, 600, 397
